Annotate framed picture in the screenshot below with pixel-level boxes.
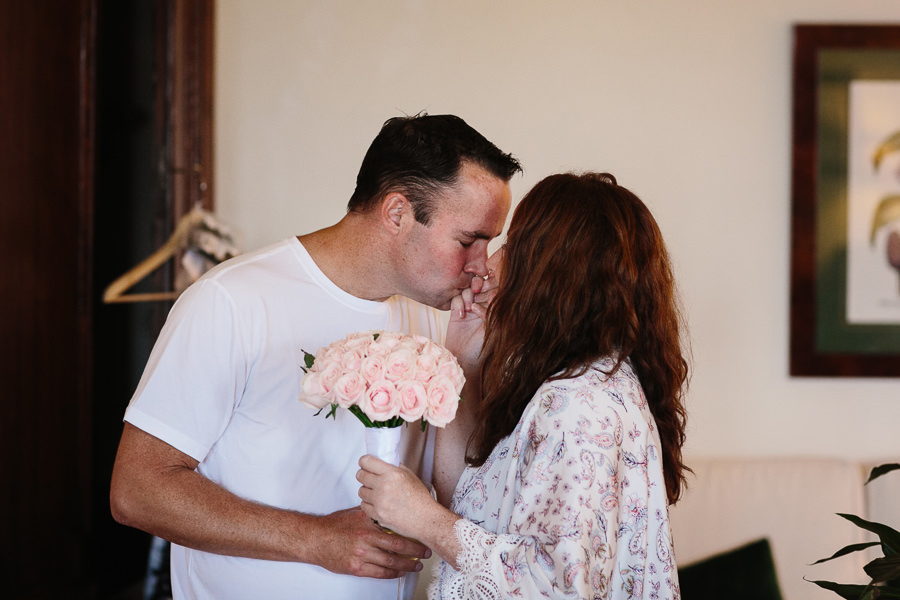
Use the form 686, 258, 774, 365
790, 24, 900, 376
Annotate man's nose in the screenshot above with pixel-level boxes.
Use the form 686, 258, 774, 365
464, 254, 489, 278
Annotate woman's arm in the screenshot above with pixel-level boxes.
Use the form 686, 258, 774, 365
434, 280, 492, 506
357, 455, 464, 570
359, 371, 675, 599
432, 372, 480, 507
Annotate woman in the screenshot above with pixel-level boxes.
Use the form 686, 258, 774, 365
357, 172, 689, 599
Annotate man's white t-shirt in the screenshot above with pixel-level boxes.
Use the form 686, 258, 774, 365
124, 237, 443, 599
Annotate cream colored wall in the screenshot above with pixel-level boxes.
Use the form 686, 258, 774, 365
215, 0, 900, 461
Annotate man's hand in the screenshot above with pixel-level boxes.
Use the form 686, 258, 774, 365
311, 507, 430, 579
110, 424, 428, 580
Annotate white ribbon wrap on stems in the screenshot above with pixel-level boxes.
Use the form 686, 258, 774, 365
362, 426, 415, 600
364, 426, 403, 466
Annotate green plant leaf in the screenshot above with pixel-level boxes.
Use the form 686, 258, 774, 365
873, 131, 900, 171
864, 555, 900, 584
812, 541, 882, 565
838, 514, 900, 556
867, 464, 900, 485
302, 349, 315, 370
863, 587, 900, 599
807, 579, 874, 599
870, 196, 900, 245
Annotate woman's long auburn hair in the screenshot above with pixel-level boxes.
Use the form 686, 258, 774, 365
467, 172, 690, 504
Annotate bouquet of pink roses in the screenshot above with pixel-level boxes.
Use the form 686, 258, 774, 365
299, 331, 464, 464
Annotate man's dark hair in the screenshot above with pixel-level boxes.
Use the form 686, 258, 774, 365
347, 114, 521, 224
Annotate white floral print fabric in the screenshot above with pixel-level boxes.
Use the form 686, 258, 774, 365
430, 357, 679, 600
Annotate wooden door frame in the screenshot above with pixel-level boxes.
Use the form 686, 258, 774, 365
80, 0, 215, 595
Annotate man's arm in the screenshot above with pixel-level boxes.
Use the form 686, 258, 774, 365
110, 423, 429, 578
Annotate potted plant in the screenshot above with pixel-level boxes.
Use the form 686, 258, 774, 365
808, 463, 900, 599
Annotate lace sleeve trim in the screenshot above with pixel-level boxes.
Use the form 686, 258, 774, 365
429, 519, 503, 599
454, 518, 496, 573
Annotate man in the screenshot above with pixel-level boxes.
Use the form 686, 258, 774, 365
110, 114, 520, 599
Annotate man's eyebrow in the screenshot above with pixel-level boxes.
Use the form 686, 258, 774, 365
462, 230, 497, 240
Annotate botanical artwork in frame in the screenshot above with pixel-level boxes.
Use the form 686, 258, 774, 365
790, 24, 900, 376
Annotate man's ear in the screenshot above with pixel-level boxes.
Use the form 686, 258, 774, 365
381, 192, 409, 235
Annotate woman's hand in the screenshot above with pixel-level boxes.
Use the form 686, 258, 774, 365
445, 287, 487, 379
357, 455, 463, 568
357, 455, 437, 541
435, 247, 505, 506
446, 245, 504, 377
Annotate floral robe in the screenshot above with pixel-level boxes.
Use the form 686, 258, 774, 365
431, 357, 680, 600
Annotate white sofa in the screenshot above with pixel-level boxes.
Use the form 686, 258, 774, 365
671, 457, 899, 600
412, 456, 899, 600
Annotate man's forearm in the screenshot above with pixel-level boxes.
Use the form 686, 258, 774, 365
110, 423, 429, 578
110, 423, 313, 562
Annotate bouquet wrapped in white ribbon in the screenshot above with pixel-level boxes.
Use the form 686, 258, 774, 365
299, 330, 465, 465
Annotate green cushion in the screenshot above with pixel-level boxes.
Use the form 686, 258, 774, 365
677, 538, 783, 600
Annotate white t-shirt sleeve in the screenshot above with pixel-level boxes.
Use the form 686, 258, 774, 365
124, 278, 248, 462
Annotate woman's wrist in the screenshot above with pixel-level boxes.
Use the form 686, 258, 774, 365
415, 502, 464, 570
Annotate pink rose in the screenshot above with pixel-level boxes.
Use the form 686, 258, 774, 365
313, 346, 331, 364
299, 372, 330, 409
411, 334, 432, 347
384, 347, 416, 382
368, 332, 401, 356
359, 379, 400, 421
344, 331, 375, 350
324, 344, 345, 363
424, 375, 460, 427
395, 336, 421, 354
437, 356, 465, 392
366, 338, 391, 357
339, 348, 365, 372
360, 354, 386, 384
397, 380, 428, 421
421, 340, 445, 359
333, 371, 366, 408
414, 352, 439, 383
316, 360, 344, 398
378, 331, 403, 347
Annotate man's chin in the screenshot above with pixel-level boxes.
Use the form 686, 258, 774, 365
421, 295, 453, 311
409, 289, 460, 311
429, 294, 455, 311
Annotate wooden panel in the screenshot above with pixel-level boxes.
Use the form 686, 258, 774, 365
0, 0, 95, 596
0, 0, 214, 595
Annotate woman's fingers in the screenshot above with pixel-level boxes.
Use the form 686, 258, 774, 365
356, 458, 432, 540
359, 454, 390, 473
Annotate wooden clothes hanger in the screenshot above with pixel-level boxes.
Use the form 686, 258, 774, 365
103, 206, 231, 304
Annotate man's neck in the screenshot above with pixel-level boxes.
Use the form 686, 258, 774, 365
298, 215, 395, 302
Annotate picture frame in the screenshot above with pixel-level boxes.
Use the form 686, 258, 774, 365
790, 24, 900, 377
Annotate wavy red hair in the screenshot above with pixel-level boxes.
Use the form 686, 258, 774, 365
468, 172, 690, 504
